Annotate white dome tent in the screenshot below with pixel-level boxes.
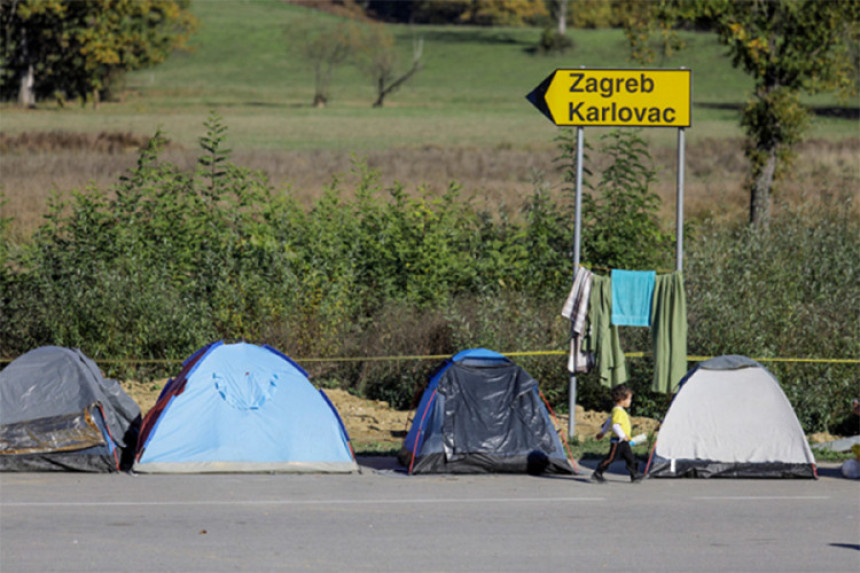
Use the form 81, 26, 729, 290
646, 355, 817, 479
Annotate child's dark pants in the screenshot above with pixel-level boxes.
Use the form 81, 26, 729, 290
594, 440, 638, 478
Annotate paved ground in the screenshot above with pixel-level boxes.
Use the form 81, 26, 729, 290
1, 459, 858, 572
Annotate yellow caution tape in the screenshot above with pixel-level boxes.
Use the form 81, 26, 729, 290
2, 352, 858, 365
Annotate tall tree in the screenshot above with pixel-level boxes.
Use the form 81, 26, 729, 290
1, 0, 196, 107
622, 0, 860, 225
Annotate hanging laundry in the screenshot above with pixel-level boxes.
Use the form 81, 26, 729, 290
610, 269, 656, 327
585, 275, 628, 387
561, 267, 592, 333
651, 271, 688, 393
561, 267, 593, 373
568, 336, 595, 374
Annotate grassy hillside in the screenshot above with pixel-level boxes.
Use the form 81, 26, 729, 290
1, 0, 855, 153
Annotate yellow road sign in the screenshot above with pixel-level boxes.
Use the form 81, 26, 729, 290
527, 68, 692, 127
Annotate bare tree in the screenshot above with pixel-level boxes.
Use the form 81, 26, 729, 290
358, 23, 424, 108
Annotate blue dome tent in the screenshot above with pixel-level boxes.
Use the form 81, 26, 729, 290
399, 349, 575, 475
134, 341, 358, 473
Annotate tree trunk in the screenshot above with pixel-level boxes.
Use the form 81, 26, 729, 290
17, 26, 35, 108
373, 61, 422, 108
18, 63, 35, 108
373, 78, 385, 108
314, 65, 330, 108
557, 0, 567, 36
749, 148, 776, 226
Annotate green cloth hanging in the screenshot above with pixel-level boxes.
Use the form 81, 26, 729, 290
586, 275, 628, 387
651, 271, 688, 393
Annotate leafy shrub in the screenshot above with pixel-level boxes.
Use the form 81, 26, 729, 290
684, 194, 859, 432
537, 28, 574, 54
582, 129, 673, 271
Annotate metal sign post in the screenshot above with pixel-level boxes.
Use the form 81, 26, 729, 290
568, 125, 585, 437
676, 127, 685, 271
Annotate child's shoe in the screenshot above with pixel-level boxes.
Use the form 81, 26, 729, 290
590, 472, 606, 483
630, 472, 645, 483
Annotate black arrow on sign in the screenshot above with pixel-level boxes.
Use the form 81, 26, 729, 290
525, 71, 556, 124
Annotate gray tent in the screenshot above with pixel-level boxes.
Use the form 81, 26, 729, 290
0, 347, 141, 472
645, 355, 816, 479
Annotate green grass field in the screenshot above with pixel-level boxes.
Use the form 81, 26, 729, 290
1, 0, 856, 153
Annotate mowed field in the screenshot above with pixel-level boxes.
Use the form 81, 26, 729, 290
2, 0, 858, 240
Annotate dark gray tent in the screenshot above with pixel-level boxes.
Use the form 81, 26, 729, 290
0, 347, 141, 472
645, 355, 817, 479
399, 349, 575, 475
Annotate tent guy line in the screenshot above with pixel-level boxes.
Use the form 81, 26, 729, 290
0, 496, 608, 508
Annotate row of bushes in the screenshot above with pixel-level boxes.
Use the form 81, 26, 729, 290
1, 115, 857, 433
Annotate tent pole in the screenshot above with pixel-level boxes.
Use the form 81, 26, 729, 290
568, 126, 584, 440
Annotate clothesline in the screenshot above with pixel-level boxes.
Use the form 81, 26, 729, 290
581, 264, 675, 274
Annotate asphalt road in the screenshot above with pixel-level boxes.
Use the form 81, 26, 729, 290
1, 458, 858, 572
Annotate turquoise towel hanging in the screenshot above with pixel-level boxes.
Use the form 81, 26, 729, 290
610, 269, 656, 327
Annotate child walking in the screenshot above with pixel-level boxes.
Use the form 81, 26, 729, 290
591, 384, 645, 483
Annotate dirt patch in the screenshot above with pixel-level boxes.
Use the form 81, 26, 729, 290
324, 389, 413, 447
123, 379, 164, 417
808, 432, 842, 444
122, 380, 659, 449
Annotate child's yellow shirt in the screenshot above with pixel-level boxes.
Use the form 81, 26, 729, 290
611, 405, 632, 440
